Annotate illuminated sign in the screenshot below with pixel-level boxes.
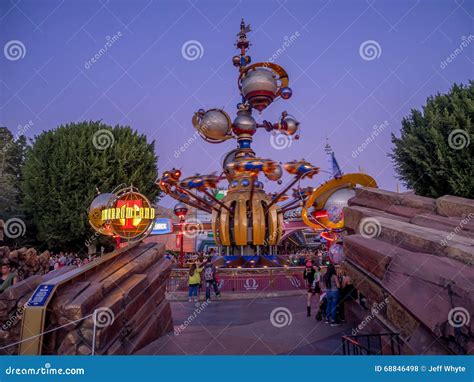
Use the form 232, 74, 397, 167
88, 187, 155, 241
101, 203, 155, 224
151, 218, 173, 235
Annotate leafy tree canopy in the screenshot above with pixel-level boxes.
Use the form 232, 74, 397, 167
0, 127, 28, 220
391, 81, 473, 198
21, 121, 159, 251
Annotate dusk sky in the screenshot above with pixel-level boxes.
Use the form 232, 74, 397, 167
1, 0, 472, 207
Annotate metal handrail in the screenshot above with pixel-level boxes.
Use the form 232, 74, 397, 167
341, 335, 374, 355
342, 332, 401, 355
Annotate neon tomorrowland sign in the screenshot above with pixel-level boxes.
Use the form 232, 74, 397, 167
101, 204, 155, 223
88, 186, 155, 241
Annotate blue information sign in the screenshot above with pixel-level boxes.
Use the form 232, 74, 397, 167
28, 284, 55, 307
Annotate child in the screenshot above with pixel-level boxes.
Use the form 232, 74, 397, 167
188, 263, 203, 303
203, 260, 220, 301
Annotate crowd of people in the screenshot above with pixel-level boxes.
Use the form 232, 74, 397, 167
288, 248, 331, 267
303, 260, 356, 326
47, 252, 100, 271
2, 243, 357, 327
0, 249, 103, 294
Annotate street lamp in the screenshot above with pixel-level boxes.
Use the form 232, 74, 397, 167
174, 202, 188, 267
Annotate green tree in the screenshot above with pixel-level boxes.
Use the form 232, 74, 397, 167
0, 127, 28, 219
391, 82, 473, 198
21, 121, 159, 251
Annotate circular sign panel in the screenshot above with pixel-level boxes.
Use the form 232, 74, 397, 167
88, 193, 115, 236
90, 187, 155, 241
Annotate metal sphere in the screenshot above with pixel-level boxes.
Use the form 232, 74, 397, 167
324, 188, 356, 210
280, 87, 292, 100
232, 109, 256, 136
88, 193, 115, 236
232, 55, 241, 66
281, 115, 299, 136
241, 68, 277, 112
194, 109, 232, 141
174, 202, 188, 217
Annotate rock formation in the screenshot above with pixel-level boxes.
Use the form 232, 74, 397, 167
0, 242, 173, 355
343, 188, 474, 355
0, 246, 51, 281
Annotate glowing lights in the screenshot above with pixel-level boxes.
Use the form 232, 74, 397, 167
88, 187, 155, 241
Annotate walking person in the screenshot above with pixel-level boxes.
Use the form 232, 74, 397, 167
188, 262, 203, 303
303, 261, 316, 317
203, 259, 220, 301
324, 263, 341, 326
336, 267, 346, 322
312, 265, 322, 319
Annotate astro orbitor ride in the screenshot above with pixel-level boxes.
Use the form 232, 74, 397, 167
158, 20, 376, 256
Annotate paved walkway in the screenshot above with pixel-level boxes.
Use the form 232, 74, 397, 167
137, 294, 355, 355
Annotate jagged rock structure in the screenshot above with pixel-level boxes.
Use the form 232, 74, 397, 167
0, 246, 51, 281
343, 187, 474, 355
0, 242, 173, 355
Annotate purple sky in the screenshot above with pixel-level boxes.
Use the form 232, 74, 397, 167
1, 0, 472, 207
